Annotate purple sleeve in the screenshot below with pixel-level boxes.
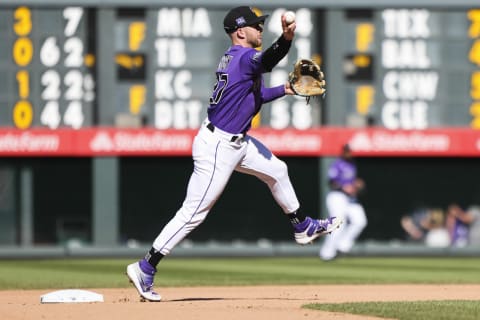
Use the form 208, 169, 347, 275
328, 161, 341, 181
261, 85, 285, 103
328, 159, 356, 187
244, 49, 264, 75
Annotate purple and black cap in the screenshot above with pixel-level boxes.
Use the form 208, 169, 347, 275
223, 6, 269, 33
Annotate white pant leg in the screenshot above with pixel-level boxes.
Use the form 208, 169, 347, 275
319, 191, 349, 260
235, 135, 300, 214
153, 127, 246, 255
337, 202, 367, 253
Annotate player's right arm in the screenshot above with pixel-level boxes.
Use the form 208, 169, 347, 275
260, 16, 296, 72
261, 35, 292, 72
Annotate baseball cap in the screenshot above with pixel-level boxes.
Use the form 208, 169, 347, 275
223, 6, 269, 33
342, 144, 351, 152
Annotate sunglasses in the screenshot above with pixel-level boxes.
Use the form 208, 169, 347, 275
249, 23, 264, 32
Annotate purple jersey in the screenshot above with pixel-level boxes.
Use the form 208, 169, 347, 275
207, 45, 285, 134
451, 218, 469, 246
328, 158, 357, 188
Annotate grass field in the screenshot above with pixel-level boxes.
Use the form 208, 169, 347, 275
0, 257, 479, 289
305, 300, 480, 320
0, 256, 479, 319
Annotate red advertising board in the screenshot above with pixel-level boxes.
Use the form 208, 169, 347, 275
0, 127, 478, 157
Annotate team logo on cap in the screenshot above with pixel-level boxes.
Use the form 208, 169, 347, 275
235, 17, 246, 27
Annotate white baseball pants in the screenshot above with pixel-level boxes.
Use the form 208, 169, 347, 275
319, 190, 367, 260
152, 121, 300, 255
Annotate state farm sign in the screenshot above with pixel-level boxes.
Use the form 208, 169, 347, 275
89, 131, 193, 154
0, 127, 477, 157
349, 131, 450, 152
0, 131, 61, 153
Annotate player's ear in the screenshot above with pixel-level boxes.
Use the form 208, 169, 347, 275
235, 27, 246, 39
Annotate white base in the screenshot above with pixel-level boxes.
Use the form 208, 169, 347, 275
40, 289, 104, 303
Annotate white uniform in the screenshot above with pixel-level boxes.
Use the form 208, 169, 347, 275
319, 153, 367, 260
319, 190, 367, 260
152, 120, 300, 255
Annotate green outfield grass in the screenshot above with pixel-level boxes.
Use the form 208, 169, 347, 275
305, 300, 480, 320
0, 257, 479, 290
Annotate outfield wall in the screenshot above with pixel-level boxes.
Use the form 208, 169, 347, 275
1, 241, 479, 259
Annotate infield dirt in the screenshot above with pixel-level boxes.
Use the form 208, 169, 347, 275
1, 284, 479, 320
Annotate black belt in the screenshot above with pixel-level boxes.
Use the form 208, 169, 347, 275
206, 123, 243, 142
206, 122, 215, 132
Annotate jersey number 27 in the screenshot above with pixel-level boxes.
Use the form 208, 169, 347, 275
209, 73, 228, 105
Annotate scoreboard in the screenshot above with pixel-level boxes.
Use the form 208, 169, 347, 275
375, 9, 480, 129
340, 8, 480, 130
0, 7, 95, 129
0, 2, 478, 156
0, 5, 323, 130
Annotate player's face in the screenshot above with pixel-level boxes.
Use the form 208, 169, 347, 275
245, 23, 263, 47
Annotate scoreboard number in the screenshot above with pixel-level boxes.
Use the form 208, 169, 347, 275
12, 37, 33, 67
14, 6, 32, 36
64, 38, 84, 67
13, 101, 33, 129
63, 7, 83, 37
40, 37, 61, 67
40, 101, 61, 129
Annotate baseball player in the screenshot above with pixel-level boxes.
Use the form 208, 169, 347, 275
319, 144, 367, 261
127, 6, 342, 302
446, 203, 480, 246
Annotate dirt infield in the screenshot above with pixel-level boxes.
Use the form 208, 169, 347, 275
1, 285, 479, 320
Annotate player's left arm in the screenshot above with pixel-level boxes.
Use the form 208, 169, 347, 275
260, 76, 296, 102
261, 86, 285, 103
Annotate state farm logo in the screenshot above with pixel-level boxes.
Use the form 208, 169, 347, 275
0, 132, 59, 151
89, 130, 192, 152
348, 133, 372, 150
350, 131, 450, 152
90, 132, 114, 151
257, 131, 322, 151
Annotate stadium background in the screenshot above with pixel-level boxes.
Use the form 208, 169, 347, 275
0, 0, 479, 256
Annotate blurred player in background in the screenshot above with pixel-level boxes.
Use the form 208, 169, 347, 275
446, 203, 480, 247
126, 6, 342, 302
319, 144, 368, 261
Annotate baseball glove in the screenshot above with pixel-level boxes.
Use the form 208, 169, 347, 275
288, 59, 326, 103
